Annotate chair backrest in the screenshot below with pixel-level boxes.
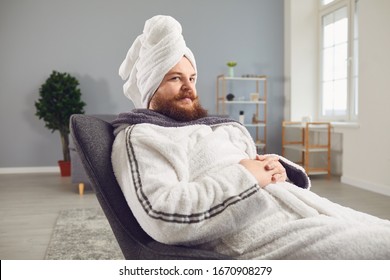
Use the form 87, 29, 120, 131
70, 114, 230, 259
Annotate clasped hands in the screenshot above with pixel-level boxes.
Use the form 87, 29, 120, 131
239, 155, 287, 188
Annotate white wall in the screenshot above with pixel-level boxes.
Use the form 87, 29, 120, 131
286, 0, 390, 195
340, 0, 390, 195
284, 0, 318, 122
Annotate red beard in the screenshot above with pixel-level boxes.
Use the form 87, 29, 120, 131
150, 92, 208, 121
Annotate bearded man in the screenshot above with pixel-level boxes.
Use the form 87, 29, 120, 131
147, 56, 208, 122
111, 15, 390, 259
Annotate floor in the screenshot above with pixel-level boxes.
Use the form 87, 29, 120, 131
1, 173, 390, 260
0, 173, 99, 260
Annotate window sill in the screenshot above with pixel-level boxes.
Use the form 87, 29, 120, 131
331, 121, 359, 132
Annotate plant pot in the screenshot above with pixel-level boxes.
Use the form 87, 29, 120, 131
58, 160, 71, 177
228, 67, 235, 77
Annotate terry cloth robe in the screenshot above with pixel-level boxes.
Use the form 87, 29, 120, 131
111, 109, 390, 259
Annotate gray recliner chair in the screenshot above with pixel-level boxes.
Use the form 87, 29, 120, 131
69, 114, 117, 195
70, 114, 231, 259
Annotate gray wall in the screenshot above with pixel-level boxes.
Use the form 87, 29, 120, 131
0, 0, 284, 168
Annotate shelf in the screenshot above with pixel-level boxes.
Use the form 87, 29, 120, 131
282, 144, 329, 152
283, 123, 330, 131
219, 100, 266, 104
306, 170, 330, 175
243, 123, 266, 127
218, 75, 267, 81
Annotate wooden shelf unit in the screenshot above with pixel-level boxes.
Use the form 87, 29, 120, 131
216, 74, 267, 152
282, 121, 332, 176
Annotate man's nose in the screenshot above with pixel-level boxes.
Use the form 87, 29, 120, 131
182, 79, 194, 91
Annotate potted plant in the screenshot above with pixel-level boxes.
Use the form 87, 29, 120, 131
35, 71, 86, 176
226, 61, 237, 77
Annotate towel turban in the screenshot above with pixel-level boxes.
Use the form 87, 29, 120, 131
119, 15, 197, 108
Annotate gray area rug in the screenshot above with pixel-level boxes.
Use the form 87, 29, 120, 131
45, 208, 124, 260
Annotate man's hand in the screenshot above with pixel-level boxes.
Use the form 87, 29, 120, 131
256, 155, 287, 183
239, 155, 287, 188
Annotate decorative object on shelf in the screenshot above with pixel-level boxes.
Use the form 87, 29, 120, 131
252, 113, 259, 124
250, 93, 259, 102
226, 93, 235, 101
226, 61, 237, 77
35, 71, 86, 177
255, 140, 263, 145
239, 111, 245, 124
302, 115, 312, 124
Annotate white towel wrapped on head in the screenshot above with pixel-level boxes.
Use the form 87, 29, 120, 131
119, 15, 197, 108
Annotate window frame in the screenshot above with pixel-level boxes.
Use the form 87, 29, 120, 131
318, 0, 358, 122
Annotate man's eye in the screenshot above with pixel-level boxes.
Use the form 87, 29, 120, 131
171, 76, 180, 81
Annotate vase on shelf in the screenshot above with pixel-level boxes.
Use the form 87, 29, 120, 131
239, 111, 245, 124
226, 61, 237, 77
228, 67, 235, 77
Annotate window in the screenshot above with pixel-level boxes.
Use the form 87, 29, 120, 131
322, 0, 336, 5
319, 0, 358, 121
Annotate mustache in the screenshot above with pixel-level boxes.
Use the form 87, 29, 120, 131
174, 92, 197, 101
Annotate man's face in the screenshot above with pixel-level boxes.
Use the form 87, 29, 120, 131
148, 56, 207, 121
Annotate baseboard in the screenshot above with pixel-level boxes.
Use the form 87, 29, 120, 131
341, 175, 390, 197
0, 166, 59, 174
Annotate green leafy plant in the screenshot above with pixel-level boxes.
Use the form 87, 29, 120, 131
35, 71, 86, 162
226, 61, 237, 67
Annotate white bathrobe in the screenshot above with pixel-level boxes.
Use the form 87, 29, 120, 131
111, 110, 390, 259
